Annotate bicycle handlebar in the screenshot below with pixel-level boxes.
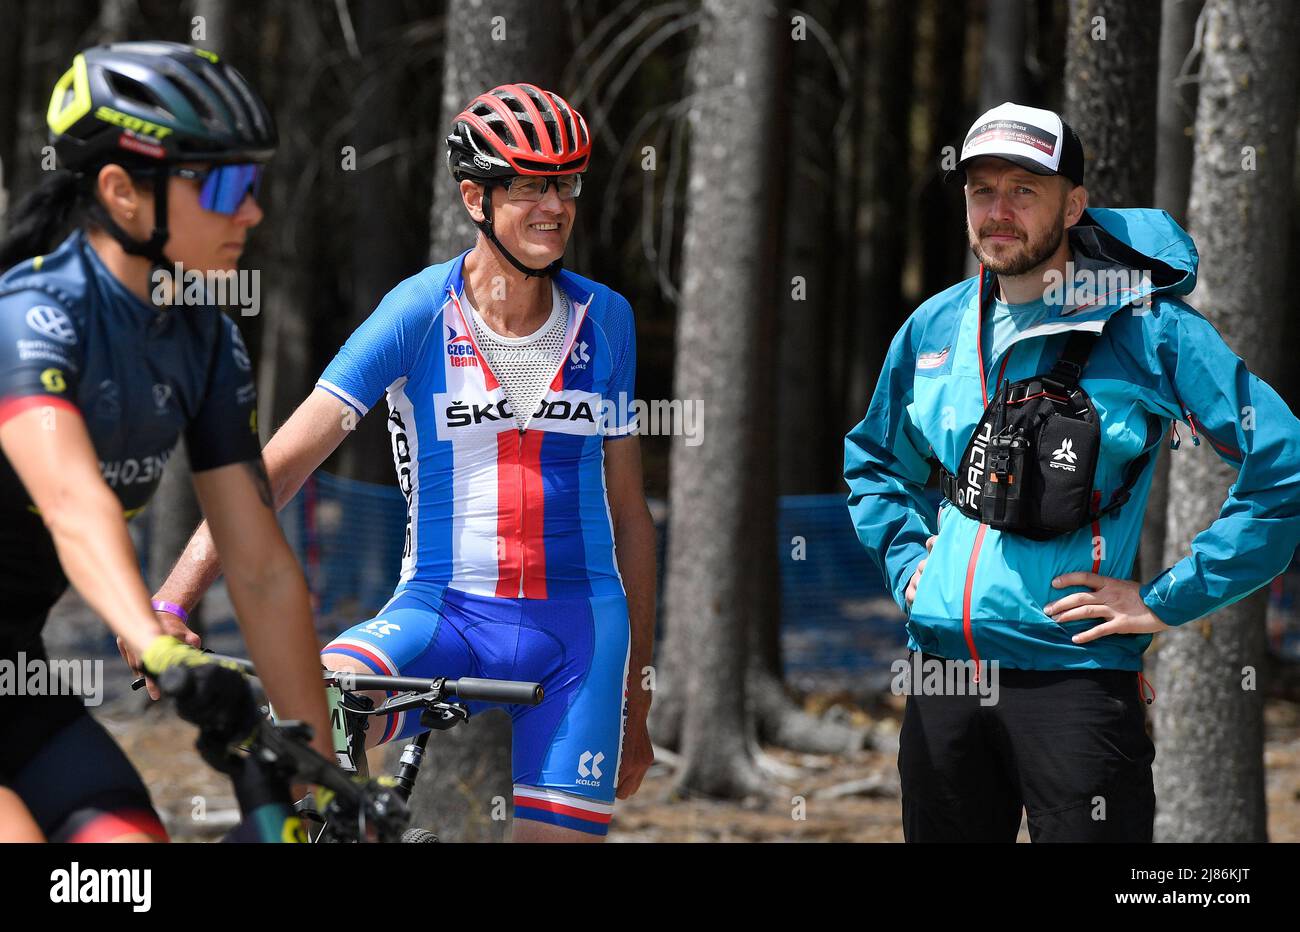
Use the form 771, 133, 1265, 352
449, 677, 544, 705
194, 653, 545, 706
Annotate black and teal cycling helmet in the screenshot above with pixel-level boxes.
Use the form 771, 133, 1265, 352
48, 40, 276, 170
44, 41, 276, 264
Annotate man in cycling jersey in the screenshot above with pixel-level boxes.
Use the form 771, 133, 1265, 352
845, 103, 1300, 842
154, 84, 657, 842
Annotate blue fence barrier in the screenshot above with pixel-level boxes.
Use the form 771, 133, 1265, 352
225, 475, 1300, 681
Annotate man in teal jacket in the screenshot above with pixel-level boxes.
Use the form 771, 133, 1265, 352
844, 103, 1300, 842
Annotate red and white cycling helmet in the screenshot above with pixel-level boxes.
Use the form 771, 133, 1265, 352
446, 83, 591, 181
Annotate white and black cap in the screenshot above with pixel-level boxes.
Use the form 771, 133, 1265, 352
955, 102, 1085, 186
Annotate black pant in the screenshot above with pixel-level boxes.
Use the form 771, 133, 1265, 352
5, 709, 162, 841
898, 651, 1155, 842
3, 610, 162, 841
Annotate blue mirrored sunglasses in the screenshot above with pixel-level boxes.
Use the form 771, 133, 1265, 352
171, 163, 265, 214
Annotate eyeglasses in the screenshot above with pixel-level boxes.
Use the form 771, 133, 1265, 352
502, 173, 582, 202
171, 163, 265, 214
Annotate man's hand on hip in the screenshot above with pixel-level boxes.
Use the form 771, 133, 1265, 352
905, 535, 938, 608
1044, 572, 1171, 642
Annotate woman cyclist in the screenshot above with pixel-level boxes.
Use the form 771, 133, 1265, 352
0, 41, 331, 842
154, 84, 658, 842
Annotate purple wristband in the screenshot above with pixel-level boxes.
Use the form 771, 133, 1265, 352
151, 599, 190, 624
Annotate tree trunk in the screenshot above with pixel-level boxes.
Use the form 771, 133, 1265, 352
191, 0, 235, 52
827, 0, 868, 469
427, 0, 566, 261
756, 1, 867, 755
10, 1, 99, 200
916, 0, 969, 303
750, 1, 792, 685
1286, 97, 1300, 411
1142, 0, 1202, 600
0, 0, 26, 233
963, 0, 1034, 281
979, 0, 1030, 113
776, 0, 839, 495
655, 0, 784, 800
851, 0, 915, 405
1154, 0, 1201, 226
306, 0, 419, 611
1063, 0, 1161, 208
252, 2, 328, 437
1032, 0, 1071, 110
95, 0, 135, 42
339, 0, 422, 485
1154, 0, 1299, 843
403, 0, 567, 842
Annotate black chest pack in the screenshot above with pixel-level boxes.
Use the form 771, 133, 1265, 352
938, 328, 1152, 541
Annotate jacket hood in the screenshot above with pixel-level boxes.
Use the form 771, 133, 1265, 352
1071, 207, 1199, 297
963, 207, 1201, 345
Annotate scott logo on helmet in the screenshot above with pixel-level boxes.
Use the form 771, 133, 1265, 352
93, 105, 174, 139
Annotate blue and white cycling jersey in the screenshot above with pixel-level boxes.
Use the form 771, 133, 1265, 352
317, 251, 639, 835
318, 250, 638, 600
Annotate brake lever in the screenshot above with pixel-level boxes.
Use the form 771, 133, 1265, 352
367, 688, 448, 718
420, 702, 470, 731
130, 647, 219, 691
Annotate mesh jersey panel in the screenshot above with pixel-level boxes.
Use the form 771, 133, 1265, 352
467, 285, 570, 430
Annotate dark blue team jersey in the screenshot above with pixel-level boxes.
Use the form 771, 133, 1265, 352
0, 230, 261, 609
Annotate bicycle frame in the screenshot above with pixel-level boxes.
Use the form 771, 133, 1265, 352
202, 656, 543, 841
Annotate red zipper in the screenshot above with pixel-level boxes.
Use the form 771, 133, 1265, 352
1187, 412, 1241, 459
1090, 489, 1102, 574
447, 282, 591, 599
1007, 390, 1069, 406
961, 268, 1010, 682
516, 429, 526, 598
1167, 387, 1241, 459
1137, 672, 1155, 704
962, 524, 988, 681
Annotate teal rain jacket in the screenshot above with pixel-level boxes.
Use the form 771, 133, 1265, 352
844, 208, 1300, 671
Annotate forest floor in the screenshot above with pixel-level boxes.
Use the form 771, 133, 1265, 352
614, 693, 1300, 842
40, 594, 1300, 843
93, 687, 1300, 843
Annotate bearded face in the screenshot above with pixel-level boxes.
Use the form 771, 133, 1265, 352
964, 160, 1074, 278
